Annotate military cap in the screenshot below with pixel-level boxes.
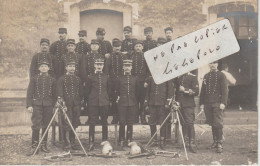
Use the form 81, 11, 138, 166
94, 58, 105, 64
38, 59, 50, 66
96, 27, 106, 35
123, 26, 132, 32
123, 59, 133, 65
65, 59, 76, 66
144, 27, 153, 33
164, 27, 173, 33
66, 39, 75, 45
40, 38, 50, 45
157, 37, 167, 44
134, 40, 143, 46
78, 30, 87, 36
58, 28, 67, 34
91, 39, 100, 45
112, 38, 122, 47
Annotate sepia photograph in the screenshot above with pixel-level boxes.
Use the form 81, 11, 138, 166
0, 0, 258, 165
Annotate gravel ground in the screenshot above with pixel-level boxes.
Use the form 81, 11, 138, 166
0, 124, 257, 165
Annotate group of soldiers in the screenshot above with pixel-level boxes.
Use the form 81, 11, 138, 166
26, 26, 228, 156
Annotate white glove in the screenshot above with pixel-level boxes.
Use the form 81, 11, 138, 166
220, 103, 225, 110
27, 107, 33, 113
179, 86, 185, 92
105, 53, 110, 59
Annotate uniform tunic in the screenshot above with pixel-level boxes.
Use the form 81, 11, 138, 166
29, 52, 54, 78
49, 40, 67, 78
121, 38, 135, 59
176, 73, 199, 126
98, 40, 113, 58
143, 39, 157, 52
76, 41, 90, 55
57, 74, 83, 130
85, 73, 111, 125
26, 73, 56, 130
200, 71, 228, 128
116, 74, 138, 125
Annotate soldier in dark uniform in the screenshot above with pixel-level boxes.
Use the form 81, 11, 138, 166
107, 38, 127, 124
75, 30, 90, 55
164, 27, 173, 42
61, 39, 83, 78
26, 59, 56, 155
50, 28, 67, 79
131, 40, 148, 124
116, 59, 138, 147
200, 61, 228, 153
143, 27, 157, 53
121, 26, 136, 59
85, 58, 111, 151
57, 59, 84, 151
176, 72, 199, 153
144, 76, 173, 149
96, 27, 113, 59
29, 38, 54, 78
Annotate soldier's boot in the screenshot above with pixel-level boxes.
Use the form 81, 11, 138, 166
88, 125, 95, 151
70, 130, 80, 150
208, 126, 217, 149
41, 128, 50, 153
102, 125, 108, 141
216, 128, 223, 153
119, 125, 125, 149
188, 126, 197, 153
159, 137, 166, 150
140, 113, 147, 125
111, 115, 119, 124
63, 131, 71, 152
126, 125, 133, 145
149, 125, 158, 147
182, 126, 189, 147
166, 121, 172, 142
27, 130, 40, 156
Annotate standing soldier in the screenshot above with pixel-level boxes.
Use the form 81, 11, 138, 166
61, 39, 83, 78
26, 59, 56, 155
96, 27, 113, 59
85, 58, 111, 151
143, 27, 157, 53
144, 76, 173, 149
131, 40, 148, 124
200, 61, 228, 153
164, 27, 174, 43
107, 38, 127, 124
121, 26, 135, 59
176, 72, 199, 153
116, 59, 138, 147
50, 28, 67, 79
57, 59, 84, 151
30, 38, 54, 78
76, 30, 90, 55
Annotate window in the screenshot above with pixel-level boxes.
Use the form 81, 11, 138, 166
238, 16, 257, 38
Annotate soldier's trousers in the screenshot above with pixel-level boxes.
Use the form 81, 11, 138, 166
118, 106, 136, 125
31, 105, 53, 130
179, 107, 195, 140
62, 104, 81, 131
111, 78, 119, 117
149, 106, 167, 137
88, 106, 109, 125
204, 103, 224, 129
136, 80, 146, 116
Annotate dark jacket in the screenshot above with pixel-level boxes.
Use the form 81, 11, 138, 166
76, 41, 90, 55
107, 52, 127, 79
176, 73, 199, 107
116, 75, 138, 106
131, 51, 149, 81
85, 73, 111, 106
26, 74, 56, 107
145, 76, 173, 106
121, 38, 136, 58
98, 40, 113, 57
143, 39, 157, 52
200, 71, 228, 105
57, 74, 83, 106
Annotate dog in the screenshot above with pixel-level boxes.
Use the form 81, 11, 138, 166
101, 141, 113, 155
128, 142, 141, 155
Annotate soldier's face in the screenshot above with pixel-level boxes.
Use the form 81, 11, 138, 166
67, 44, 76, 52
145, 31, 153, 39
113, 46, 121, 52
39, 64, 50, 73
91, 44, 99, 51
97, 34, 104, 41
165, 30, 173, 40
59, 33, 67, 40
94, 63, 104, 72
40, 42, 49, 52
123, 64, 132, 72
66, 64, 75, 73
124, 31, 132, 39
79, 35, 87, 42
209, 62, 218, 71
134, 44, 143, 52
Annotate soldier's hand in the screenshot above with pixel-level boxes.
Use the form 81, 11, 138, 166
220, 103, 225, 110
116, 96, 120, 103
188, 89, 194, 95
144, 82, 148, 88
179, 86, 185, 92
145, 106, 149, 111
81, 107, 84, 111
122, 52, 128, 55
27, 107, 33, 113
200, 105, 204, 110
105, 53, 110, 59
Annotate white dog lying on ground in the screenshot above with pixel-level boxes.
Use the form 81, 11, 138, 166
128, 142, 141, 155
101, 141, 113, 155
